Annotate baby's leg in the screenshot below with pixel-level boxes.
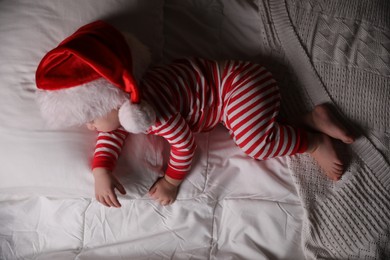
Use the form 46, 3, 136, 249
223, 74, 308, 160
224, 96, 346, 180
301, 104, 354, 144
221, 64, 347, 180
306, 132, 344, 180
301, 104, 356, 180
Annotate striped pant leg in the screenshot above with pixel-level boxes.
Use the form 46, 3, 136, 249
222, 69, 308, 160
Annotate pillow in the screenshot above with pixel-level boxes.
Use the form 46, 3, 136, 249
0, 0, 166, 198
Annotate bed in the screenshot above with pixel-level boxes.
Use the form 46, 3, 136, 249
0, 0, 389, 259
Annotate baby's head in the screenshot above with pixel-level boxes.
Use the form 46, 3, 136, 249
86, 109, 120, 132
35, 21, 155, 133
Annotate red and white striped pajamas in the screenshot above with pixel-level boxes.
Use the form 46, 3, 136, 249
92, 58, 308, 180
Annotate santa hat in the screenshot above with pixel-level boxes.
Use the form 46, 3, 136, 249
35, 20, 155, 133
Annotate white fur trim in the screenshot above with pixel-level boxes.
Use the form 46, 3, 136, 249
36, 78, 127, 128
118, 100, 156, 134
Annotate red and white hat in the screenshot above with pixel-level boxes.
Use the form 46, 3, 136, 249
35, 20, 155, 133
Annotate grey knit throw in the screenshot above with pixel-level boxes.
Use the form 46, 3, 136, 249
255, 0, 390, 259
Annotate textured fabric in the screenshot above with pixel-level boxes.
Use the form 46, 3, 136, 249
264, 0, 390, 259
92, 58, 308, 179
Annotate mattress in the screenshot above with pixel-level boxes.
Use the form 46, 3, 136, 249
1, 0, 389, 259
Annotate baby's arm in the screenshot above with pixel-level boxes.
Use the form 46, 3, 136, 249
93, 167, 126, 207
148, 114, 197, 205
92, 128, 129, 207
148, 176, 181, 206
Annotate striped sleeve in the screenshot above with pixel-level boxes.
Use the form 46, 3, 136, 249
91, 127, 129, 171
149, 113, 197, 180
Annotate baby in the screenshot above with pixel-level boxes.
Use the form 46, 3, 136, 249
36, 21, 354, 208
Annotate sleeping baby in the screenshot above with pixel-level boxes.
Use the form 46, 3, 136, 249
35, 21, 354, 207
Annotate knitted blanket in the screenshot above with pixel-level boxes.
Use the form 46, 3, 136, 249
256, 0, 390, 258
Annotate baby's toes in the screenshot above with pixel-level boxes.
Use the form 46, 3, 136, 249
326, 168, 341, 180
160, 200, 169, 206
332, 169, 343, 180
333, 164, 343, 173
343, 135, 355, 144
328, 173, 339, 181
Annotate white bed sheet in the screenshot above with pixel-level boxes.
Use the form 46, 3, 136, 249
0, 0, 305, 259
0, 197, 303, 259
1, 125, 304, 259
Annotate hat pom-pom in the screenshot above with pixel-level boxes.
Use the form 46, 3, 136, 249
118, 100, 156, 134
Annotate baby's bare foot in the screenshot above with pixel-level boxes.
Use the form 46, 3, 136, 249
308, 133, 344, 180
303, 104, 354, 144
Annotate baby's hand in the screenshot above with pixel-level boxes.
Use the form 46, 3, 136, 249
148, 177, 179, 206
92, 168, 126, 208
